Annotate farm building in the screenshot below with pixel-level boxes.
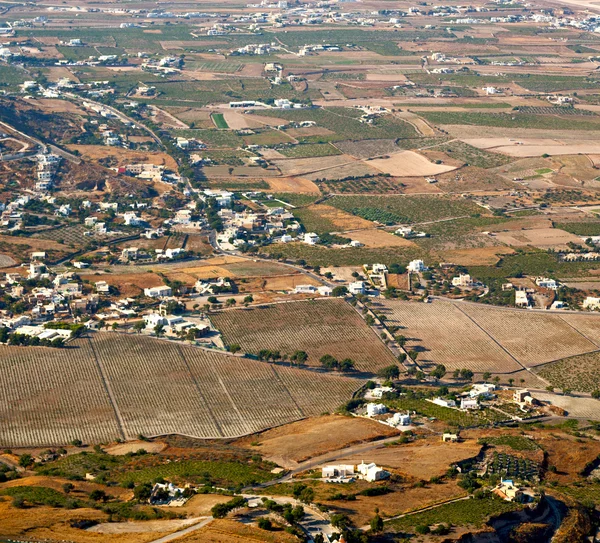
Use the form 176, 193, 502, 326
443, 433, 459, 442
460, 398, 479, 410
357, 461, 389, 482
349, 281, 366, 295
432, 397, 456, 408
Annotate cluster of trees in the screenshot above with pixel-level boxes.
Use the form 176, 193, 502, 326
319, 354, 355, 372
211, 496, 247, 518
253, 349, 308, 366
453, 368, 474, 381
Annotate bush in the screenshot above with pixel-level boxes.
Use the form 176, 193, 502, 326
257, 517, 272, 530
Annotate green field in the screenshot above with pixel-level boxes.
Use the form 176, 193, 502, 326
419, 111, 600, 131
278, 143, 342, 158
212, 113, 229, 129
536, 351, 600, 394
327, 195, 486, 225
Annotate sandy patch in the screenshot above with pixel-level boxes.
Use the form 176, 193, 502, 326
494, 144, 600, 157
263, 274, 321, 291
369, 150, 457, 177
104, 441, 166, 455
494, 227, 583, 250
221, 111, 251, 130
348, 228, 417, 248
441, 246, 516, 266
308, 204, 375, 230
462, 138, 560, 150
89, 518, 206, 534
66, 145, 178, 170
366, 73, 408, 82
266, 176, 321, 194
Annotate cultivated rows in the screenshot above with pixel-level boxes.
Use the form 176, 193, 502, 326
0, 341, 121, 447
211, 299, 398, 373
380, 299, 522, 373
460, 304, 598, 367
0, 333, 360, 447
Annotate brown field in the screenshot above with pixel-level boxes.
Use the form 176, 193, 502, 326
337, 439, 482, 480
305, 204, 374, 231
535, 351, 600, 394
368, 150, 457, 177
0, 333, 360, 447
347, 228, 417, 248
440, 246, 515, 266
67, 145, 178, 171
236, 415, 399, 467
165, 107, 214, 128
378, 299, 523, 374
178, 519, 299, 543
494, 227, 582, 250
333, 139, 400, 159
211, 298, 398, 373
33, 98, 85, 114
79, 272, 166, 297
303, 162, 380, 181
0, 234, 73, 263
460, 303, 599, 367
530, 392, 600, 420
265, 176, 320, 194
272, 155, 355, 176
263, 274, 321, 291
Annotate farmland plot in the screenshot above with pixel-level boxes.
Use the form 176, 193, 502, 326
536, 351, 600, 394
211, 298, 397, 373
378, 299, 522, 373
0, 341, 121, 447
460, 303, 598, 367
0, 334, 360, 447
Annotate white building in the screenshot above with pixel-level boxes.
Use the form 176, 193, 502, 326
294, 284, 318, 294
469, 383, 496, 399
357, 461, 389, 482
304, 232, 320, 245
367, 403, 387, 417
388, 412, 411, 426
535, 277, 558, 290
432, 397, 456, 408
452, 274, 473, 287
583, 296, 600, 310
322, 464, 354, 479
348, 281, 366, 295
407, 259, 426, 273
144, 286, 172, 298
460, 398, 479, 410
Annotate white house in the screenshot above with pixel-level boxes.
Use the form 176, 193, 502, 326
144, 286, 172, 298
357, 461, 389, 482
388, 412, 411, 426
304, 232, 320, 245
460, 398, 479, 410
407, 259, 426, 273
317, 286, 333, 297
367, 403, 387, 417
432, 397, 456, 408
294, 284, 318, 294
372, 263, 388, 274
95, 281, 111, 295
452, 274, 473, 287
535, 277, 558, 290
469, 383, 496, 399
322, 464, 354, 479
515, 290, 529, 308
583, 296, 600, 310
371, 386, 394, 399
348, 281, 366, 295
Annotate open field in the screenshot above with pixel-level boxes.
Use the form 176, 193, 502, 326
378, 299, 600, 372
368, 150, 457, 177
536, 351, 600, 394
494, 227, 584, 250
236, 415, 399, 467
177, 519, 299, 543
0, 333, 360, 447
293, 204, 375, 233
211, 298, 398, 373
66, 145, 178, 170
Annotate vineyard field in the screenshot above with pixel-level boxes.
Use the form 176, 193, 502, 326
0, 334, 360, 447
536, 351, 600, 394
378, 299, 522, 373
460, 304, 598, 367
211, 299, 398, 373
378, 299, 600, 372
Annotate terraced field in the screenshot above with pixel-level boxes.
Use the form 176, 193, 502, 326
379, 299, 600, 373
211, 298, 398, 373
0, 334, 360, 447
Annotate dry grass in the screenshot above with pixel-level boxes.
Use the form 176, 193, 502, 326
67, 145, 178, 170
494, 227, 583, 250
177, 519, 299, 543
265, 176, 320, 194
348, 228, 416, 248
304, 204, 374, 231
369, 150, 457, 177
440, 246, 515, 266
79, 272, 166, 297
236, 415, 399, 467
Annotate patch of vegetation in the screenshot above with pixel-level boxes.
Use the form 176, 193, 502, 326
439, 141, 513, 169
480, 435, 540, 451
388, 495, 521, 532
212, 113, 229, 129
536, 352, 600, 394
554, 222, 600, 237
278, 143, 341, 158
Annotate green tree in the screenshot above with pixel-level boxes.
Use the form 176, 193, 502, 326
378, 365, 400, 380
370, 512, 384, 533
154, 323, 165, 338
133, 321, 145, 334
430, 364, 446, 380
